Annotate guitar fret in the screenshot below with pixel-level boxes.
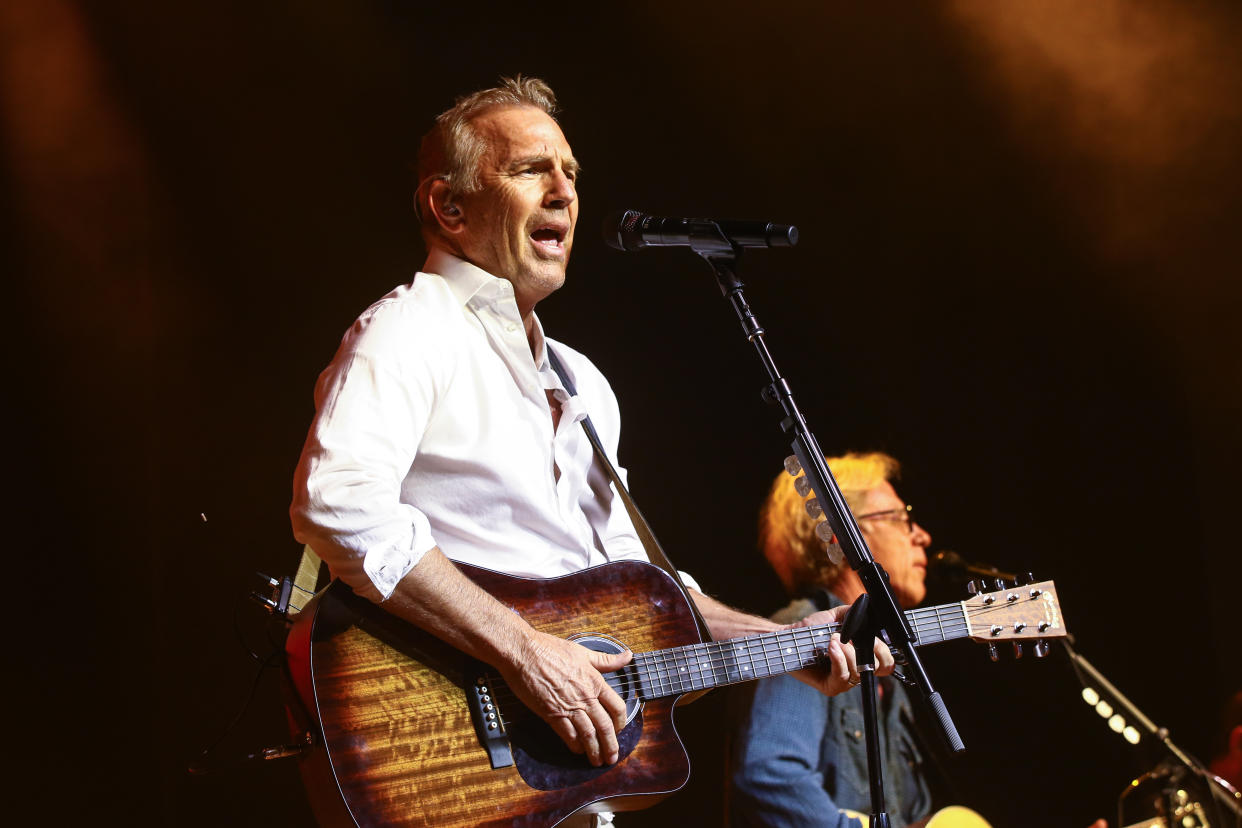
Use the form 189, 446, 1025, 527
637, 651, 670, 699
657, 649, 677, 694
631, 592, 1026, 701
675, 644, 694, 693
718, 639, 743, 685
692, 642, 713, 690
696, 642, 716, 690
732, 638, 760, 681
776, 628, 797, 673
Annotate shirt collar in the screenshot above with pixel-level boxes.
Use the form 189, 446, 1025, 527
423, 248, 549, 368
424, 248, 500, 307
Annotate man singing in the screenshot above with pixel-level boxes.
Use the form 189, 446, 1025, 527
290, 76, 883, 825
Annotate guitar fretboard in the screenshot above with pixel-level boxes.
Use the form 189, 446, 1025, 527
629, 601, 969, 699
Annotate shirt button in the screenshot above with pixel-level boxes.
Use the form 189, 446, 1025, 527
504, 322, 517, 332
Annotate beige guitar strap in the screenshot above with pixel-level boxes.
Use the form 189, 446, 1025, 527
289, 544, 325, 616
547, 346, 711, 640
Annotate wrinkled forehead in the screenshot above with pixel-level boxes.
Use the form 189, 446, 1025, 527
470, 105, 575, 166
854, 480, 904, 514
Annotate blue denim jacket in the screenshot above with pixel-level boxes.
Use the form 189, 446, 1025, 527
728, 597, 934, 828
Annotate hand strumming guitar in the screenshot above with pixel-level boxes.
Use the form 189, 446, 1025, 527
498, 629, 632, 766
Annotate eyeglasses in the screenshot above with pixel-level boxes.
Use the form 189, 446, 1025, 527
856, 504, 915, 534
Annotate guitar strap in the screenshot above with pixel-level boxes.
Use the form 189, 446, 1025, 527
547, 345, 711, 640
290, 348, 712, 640
289, 544, 325, 615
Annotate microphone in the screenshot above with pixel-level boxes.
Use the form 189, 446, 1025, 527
604, 210, 798, 252
930, 550, 1018, 582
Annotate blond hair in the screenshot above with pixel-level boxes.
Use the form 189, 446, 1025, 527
415, 75, 559, 232
759, 452, 900, 595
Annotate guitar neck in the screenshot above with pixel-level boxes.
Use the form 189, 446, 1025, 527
629, 601, 968, 700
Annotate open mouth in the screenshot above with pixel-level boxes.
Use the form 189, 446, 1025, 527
529, 224, 568, 256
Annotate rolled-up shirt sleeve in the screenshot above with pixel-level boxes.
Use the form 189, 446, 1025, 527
291, 302, 443, 602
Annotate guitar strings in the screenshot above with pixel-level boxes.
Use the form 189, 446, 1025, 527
473, 598, 1049, 722
481, 615, 964, 710
484, 607, 980, 704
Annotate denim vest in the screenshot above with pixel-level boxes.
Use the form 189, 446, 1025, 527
727, 595, 934, 828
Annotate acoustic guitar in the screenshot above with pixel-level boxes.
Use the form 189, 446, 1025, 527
285, 559, 1065, 827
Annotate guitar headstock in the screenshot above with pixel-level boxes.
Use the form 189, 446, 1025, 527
963, 579, 1067, 645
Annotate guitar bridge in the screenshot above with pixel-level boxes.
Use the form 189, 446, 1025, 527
466, 670, 514, 769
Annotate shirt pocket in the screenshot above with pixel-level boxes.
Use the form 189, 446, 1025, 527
833, 703, 872, 805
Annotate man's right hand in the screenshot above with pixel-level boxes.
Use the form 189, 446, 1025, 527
498, 630, 632, 767
375, 548, 633, 767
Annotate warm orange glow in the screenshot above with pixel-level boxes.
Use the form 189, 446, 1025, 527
946, 0, 1242, 262
0, 0, 167, 346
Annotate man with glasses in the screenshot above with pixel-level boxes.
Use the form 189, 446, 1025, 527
728, 451, 936, 827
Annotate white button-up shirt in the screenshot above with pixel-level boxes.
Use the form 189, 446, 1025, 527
290, 250, 651, 602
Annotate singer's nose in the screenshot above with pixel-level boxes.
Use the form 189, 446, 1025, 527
912, 521, 931, 547
545, 167, 576, 209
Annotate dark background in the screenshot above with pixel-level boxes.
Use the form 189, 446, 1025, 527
5, 1, 1240, 825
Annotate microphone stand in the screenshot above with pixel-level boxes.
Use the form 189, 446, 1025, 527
688, 229, 965, 827
1062, 638, 1242, 827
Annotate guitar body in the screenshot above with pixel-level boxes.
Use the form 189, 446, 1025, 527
287, 560, 706, 828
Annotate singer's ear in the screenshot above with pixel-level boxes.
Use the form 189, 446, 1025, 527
427, 178, 465, 234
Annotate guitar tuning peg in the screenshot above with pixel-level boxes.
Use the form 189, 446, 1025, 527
993, 578, 1007, 591
987, 642, 1000, 662
783, 456, 802, 476
1012, 642, 1024, 659
1016, 571, 1035, 586
1033, 640, 1051, 658
967, 578, 988, 597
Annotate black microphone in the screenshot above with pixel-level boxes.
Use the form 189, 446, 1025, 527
604, 210, 798, 252
930, 550, 1018, 582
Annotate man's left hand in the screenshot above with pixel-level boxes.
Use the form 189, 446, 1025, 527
788, 606, 895, 696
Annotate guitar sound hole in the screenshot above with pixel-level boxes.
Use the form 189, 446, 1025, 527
508, 633, 644, 791
572, 633, 642, 726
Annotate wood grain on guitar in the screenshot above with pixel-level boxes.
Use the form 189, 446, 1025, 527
286, 560, 1066, 827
